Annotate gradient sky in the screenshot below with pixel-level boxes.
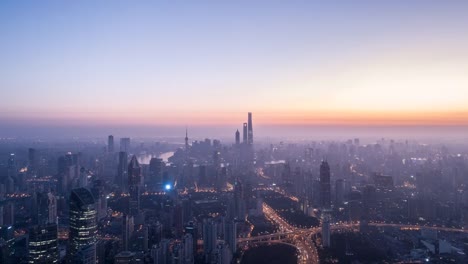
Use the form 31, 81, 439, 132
1, 0, 468, 130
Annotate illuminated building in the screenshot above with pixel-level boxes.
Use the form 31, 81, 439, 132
69, 188, 97, 264
28, 224, 58, 264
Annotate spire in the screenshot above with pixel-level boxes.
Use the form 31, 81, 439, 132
185, 127, 189, 150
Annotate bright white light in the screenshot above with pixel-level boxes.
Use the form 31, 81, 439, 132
165, 184, 171, 190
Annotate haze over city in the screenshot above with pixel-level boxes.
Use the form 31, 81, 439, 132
1, 2, 468, 264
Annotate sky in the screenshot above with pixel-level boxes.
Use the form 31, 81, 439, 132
1, 1, 468, 137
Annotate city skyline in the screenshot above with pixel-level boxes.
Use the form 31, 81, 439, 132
1, 1, 468, 130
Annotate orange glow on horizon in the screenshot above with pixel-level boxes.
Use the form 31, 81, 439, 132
3, 109, 468, 126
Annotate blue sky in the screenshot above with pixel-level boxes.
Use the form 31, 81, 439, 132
1, 1, 468, 132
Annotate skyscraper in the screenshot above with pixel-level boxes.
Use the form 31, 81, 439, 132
128, 155, 141, 216
69, 188, 97, 264
108, 135, 114, 153
149, 158, 164, 189
335, 179, 345, 205
116, 152, 128, 189
28, 224, 58, 264
320, 161, 331, 210
242, 123, 248, 144
37, 192, 57, 225
235, 130, 240, 145
224, 220, 237, 254
203, 218, 217, 261
28, 148, 38, 175
322, 215, 331, 247
185, 128, 189, 151
247, 112, 253, 145
120, 137, 130, 152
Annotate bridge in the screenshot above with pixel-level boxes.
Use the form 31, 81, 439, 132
239, 202, 468, 264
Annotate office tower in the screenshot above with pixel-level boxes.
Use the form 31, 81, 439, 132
185, 128, 189, 151
235, 130, 240, 145
215, 242, 232, 264
247, 112, 253, 145
69, 188, 97, 263
108, 135, 114, 153
28, 224, 58, 264
116, 152, 128, 189
120, 137, 131, 152
3, 202, 14, 226
322, 216, 331, 247
122, 214, 134, 251
242, 123, 248, 144
185, 221, 198, 257
28, 148, 38, 175
234, 179, 246, 220
171, 242, 185, 264
320, 161, 331, 210
203, 218, 217, 261
173, 202, 184, 237
114, 251, 136, 264
152, 239, 171, 264
37, 192, 57, 225
128, 155, 141, 216
91, 180, 108, 220
7, 153, 16, 178
335, 179, 345, 206
224, 220, 237, 254
149, 158, 164, 189
183, 233, 194, 264
79, 167, 88, 188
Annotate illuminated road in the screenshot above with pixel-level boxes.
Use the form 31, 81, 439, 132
261, 203, 319, 264
240, 204, 468, 264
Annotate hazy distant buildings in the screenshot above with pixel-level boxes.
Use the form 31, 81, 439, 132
335, 179, 345, 206
149, 158, 164, 189
120, 138, 130, 152
185, 128, 189, 151
108, 135, 114, 153
28, 148, 38, 175
235, 130, 240, 145
320, 161, 331, 210
242, 123, 248, 144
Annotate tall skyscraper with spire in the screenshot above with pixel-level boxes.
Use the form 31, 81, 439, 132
247, 112, 253, 145
185, 128, 189, 151
320, 161, 331, 210
242, 123, 248, 144
128, 156, 141, 216
235, 130, 240, 144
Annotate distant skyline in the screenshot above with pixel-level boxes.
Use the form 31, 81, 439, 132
1, 1, 468, 130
